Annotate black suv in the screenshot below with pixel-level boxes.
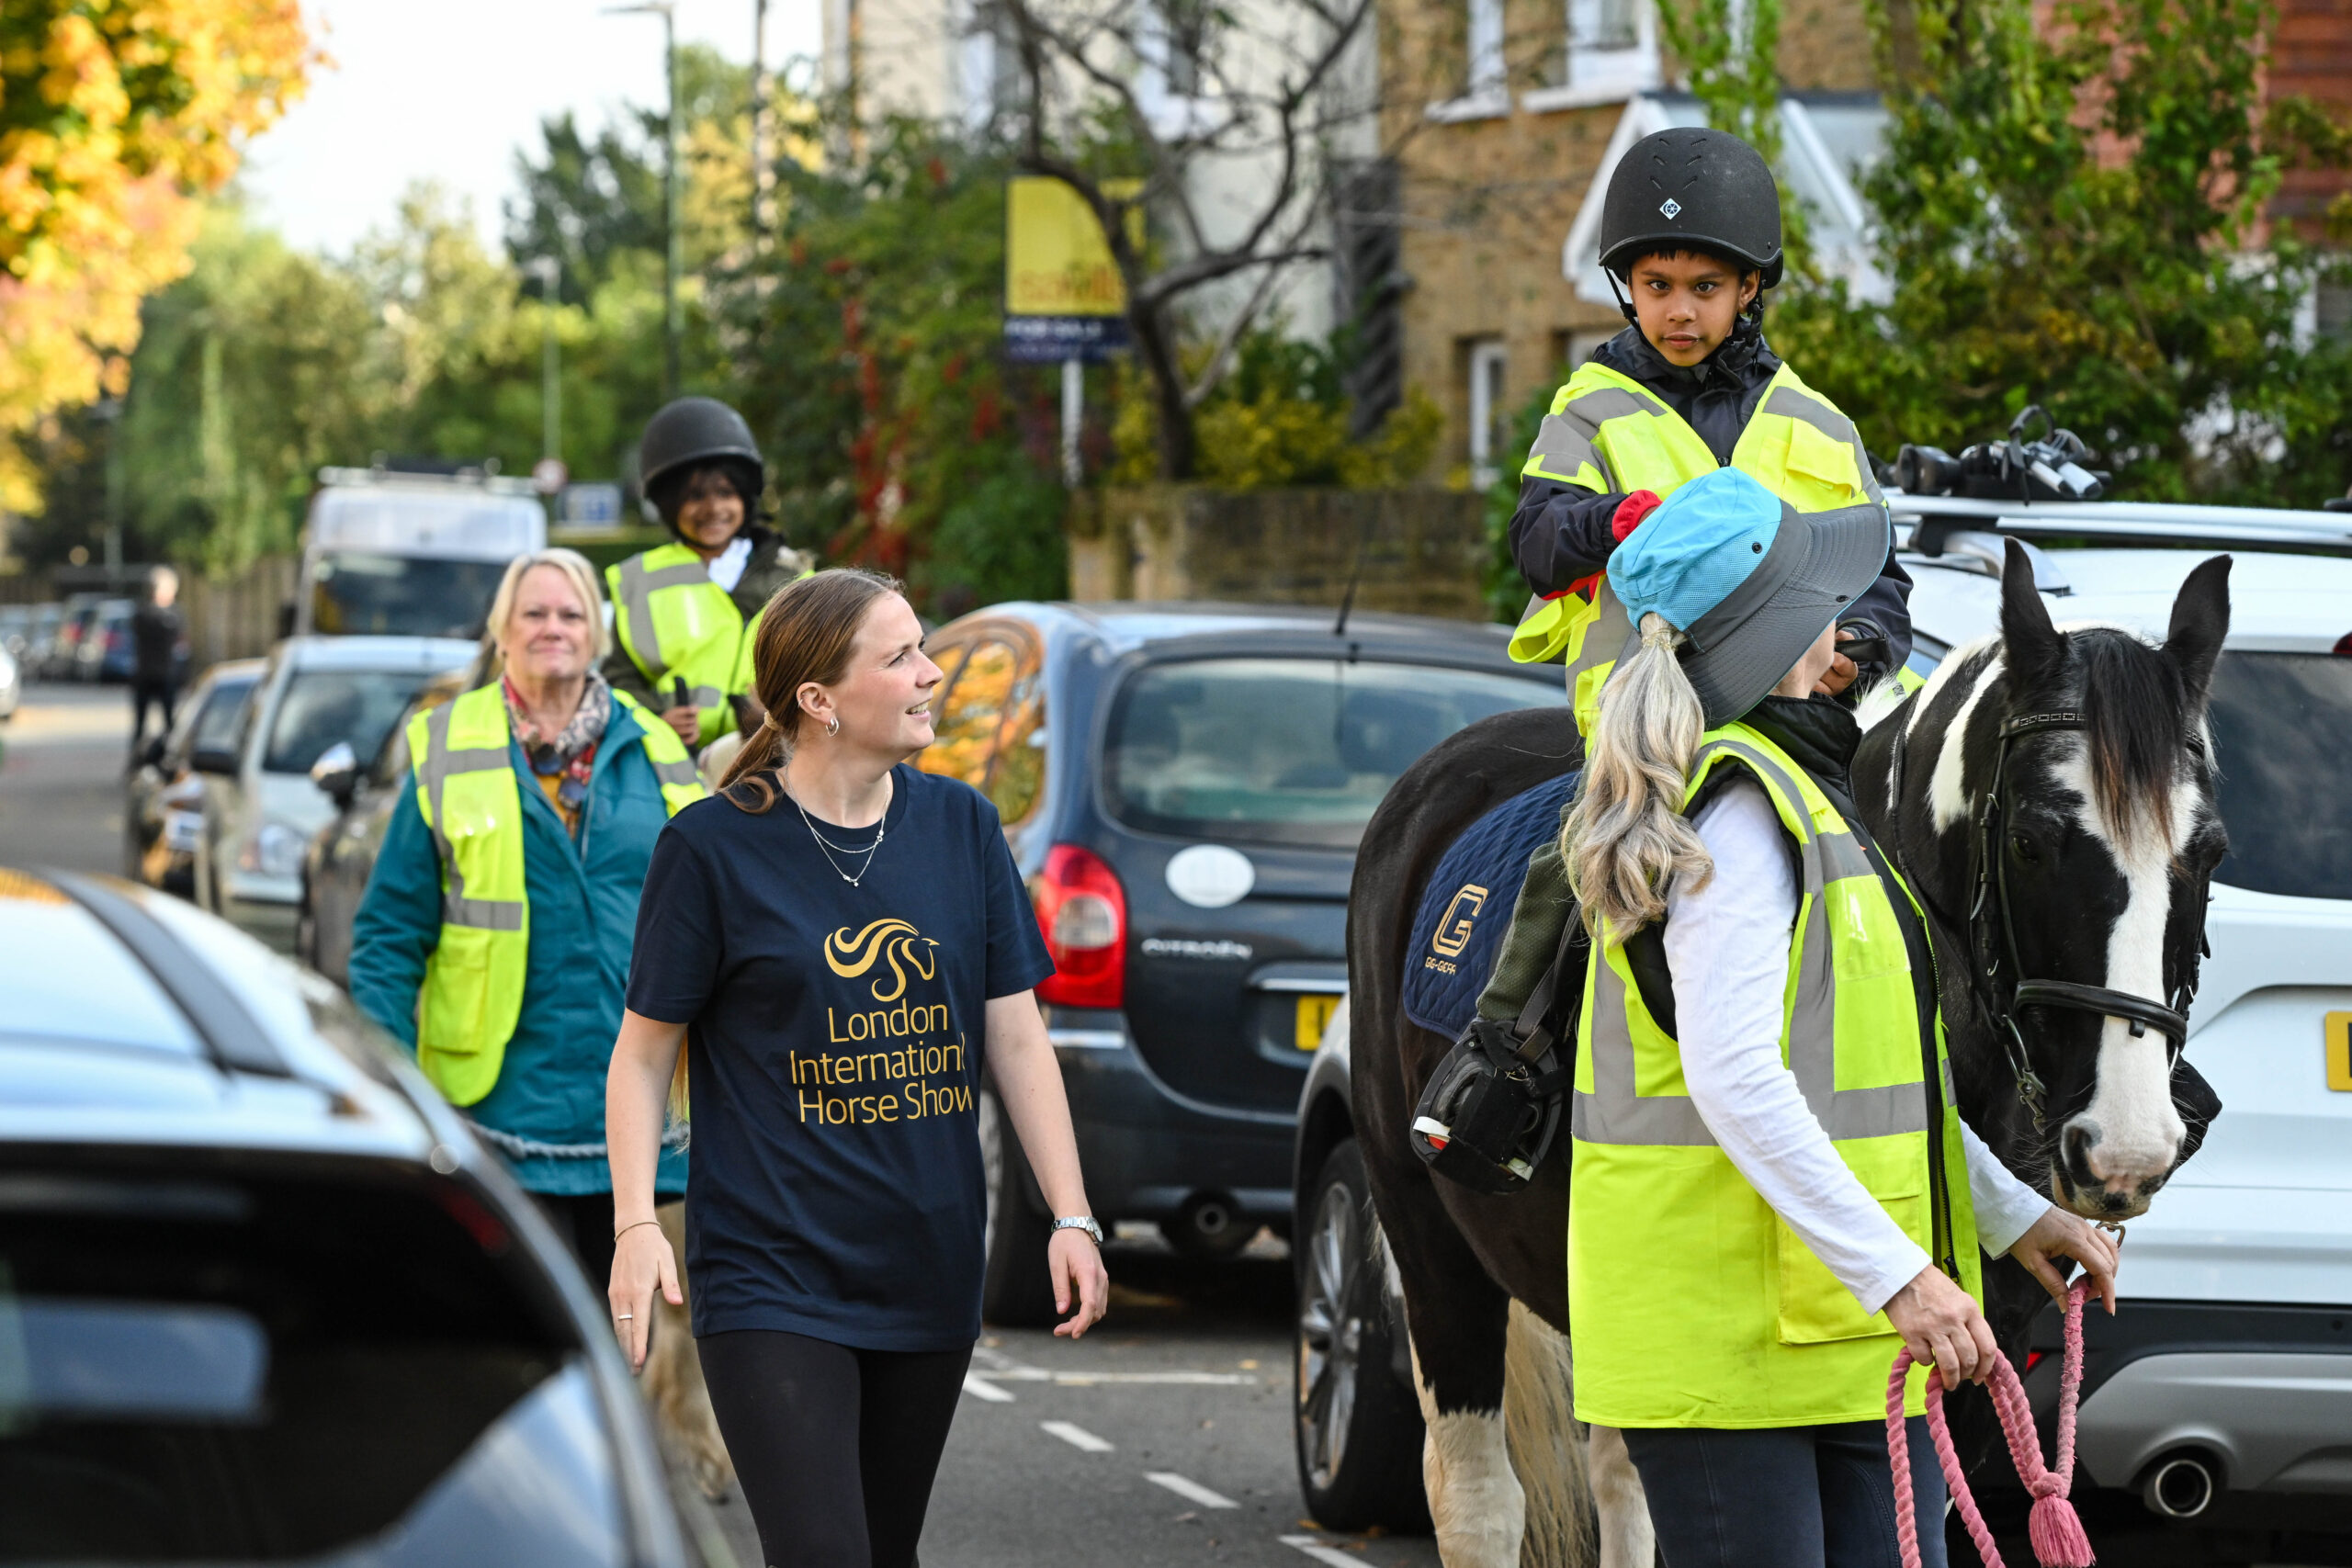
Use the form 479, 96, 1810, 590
911, 603, 1564, 1322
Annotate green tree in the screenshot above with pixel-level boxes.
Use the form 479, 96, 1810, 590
1768, 0, 2352, 503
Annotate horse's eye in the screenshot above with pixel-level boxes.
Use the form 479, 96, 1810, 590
2009, 832, 2040, 863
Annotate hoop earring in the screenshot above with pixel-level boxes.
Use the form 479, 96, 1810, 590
826, 716, 841, 738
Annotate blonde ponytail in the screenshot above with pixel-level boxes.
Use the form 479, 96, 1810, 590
1562, 613, 1713, 941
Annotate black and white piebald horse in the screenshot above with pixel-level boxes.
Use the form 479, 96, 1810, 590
1345, 542, 2231, 1565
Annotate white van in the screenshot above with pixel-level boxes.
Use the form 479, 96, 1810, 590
300, 466, 545, 640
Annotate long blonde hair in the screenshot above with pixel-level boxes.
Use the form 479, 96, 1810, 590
1561, 612, 1713, 941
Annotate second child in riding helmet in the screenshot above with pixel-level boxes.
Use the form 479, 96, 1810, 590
1508, 128, 1914, 720
604, 397, 815, 751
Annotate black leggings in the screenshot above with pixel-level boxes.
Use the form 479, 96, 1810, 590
696, 1329, 971, 1568
1622, 1418, 1951, 1568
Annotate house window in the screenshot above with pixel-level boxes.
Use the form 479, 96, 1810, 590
1526, 0, 1657, 108
1466, 0, 1506, 96
1468, 340, 1510, 489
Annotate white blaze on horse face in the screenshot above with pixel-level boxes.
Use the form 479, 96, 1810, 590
2052, 748, 2192, 1204
1926, 655, 2007, 834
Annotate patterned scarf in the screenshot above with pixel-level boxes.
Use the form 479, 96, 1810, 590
503, 671, 612, 813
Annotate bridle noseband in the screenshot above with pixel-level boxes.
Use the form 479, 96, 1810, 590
1892, 707, 2211, 1130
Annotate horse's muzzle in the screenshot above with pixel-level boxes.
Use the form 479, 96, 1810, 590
2052, 1119, 2176, 1220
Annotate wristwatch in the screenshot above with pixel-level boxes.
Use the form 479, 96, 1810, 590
1052, 1215, 1104, 1247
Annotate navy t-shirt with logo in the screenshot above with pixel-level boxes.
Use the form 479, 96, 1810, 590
626, 764, 1054, 1349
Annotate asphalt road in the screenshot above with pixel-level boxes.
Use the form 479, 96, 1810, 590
0, 681, 1442, 1568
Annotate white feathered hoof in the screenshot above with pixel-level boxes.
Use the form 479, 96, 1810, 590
1586, 1426, 1656, 1568
641, 1201, 736, 1501
1424, 1409, 1526, 1568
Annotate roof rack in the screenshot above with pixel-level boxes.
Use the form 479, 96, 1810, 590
1888, 492, 2352, 558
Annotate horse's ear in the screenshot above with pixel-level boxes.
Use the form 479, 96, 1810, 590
2165, 554, 2232, 711
1999, 539, 2063, 682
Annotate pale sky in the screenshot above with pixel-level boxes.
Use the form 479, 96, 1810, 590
240, 0, 824, 258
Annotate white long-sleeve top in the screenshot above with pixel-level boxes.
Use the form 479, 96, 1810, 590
1661, 777, 2052, 1315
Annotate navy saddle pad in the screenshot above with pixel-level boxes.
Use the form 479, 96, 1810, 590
1401, 771, 1580, 1040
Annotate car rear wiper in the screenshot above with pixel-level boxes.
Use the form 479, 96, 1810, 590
49, 872, 292, 1078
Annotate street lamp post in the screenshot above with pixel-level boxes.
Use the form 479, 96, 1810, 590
752, 0, 774, 252
527, 257, 561, 466
606, 1, 681, 398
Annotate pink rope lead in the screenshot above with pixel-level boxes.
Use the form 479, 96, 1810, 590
1886, 1279, 2096, 1568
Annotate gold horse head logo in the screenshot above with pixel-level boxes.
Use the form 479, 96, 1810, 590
1429, 885, 1487, 959
825, 918, 941, 1001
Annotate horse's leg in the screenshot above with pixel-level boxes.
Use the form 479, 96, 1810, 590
1502, 1302, 1593, 1568
1372, 1156, 1524, 1567
1583, 1427, 1654, 1568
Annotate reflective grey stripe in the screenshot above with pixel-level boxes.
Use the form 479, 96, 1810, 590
1572, 957, 1716, 1145
614, 555, 716, 677
1563, 575, 1633, 692
1527, 412, 1615, 488
414, 703, 524, 934
444, 895, 525, 931
1763, 385, 1888, 509
1568, 386, 1668, 422
650, 756, 702, 789
1577, 738, 1936, 1149
682, 683, 725, 711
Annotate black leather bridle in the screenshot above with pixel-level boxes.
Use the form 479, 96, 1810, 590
1893, 708, 2211, 1130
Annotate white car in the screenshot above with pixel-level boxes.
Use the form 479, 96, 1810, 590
195, 636, 477, 948
1893, 498, 2352, 1551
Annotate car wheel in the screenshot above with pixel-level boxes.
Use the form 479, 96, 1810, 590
1295, 1138, 1429, 1533
978, 1083, 1063, 1328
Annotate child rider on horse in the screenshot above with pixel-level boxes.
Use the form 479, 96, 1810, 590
1478, 126, 1910, 1027
1561, 469, 2120, 1566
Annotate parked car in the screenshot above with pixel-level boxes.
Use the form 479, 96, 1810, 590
0, 644, 18, 721
1290, 502, 2352, 1563
193, 636, 477, 948
298, 668, 469, 986
8, 602, 62, 673
73, 596, 138, 682
899, 603, 1566, 1325
0, 604, 31, 662
0, 866, 695, 1564
42, 592, 106, 680
125, 659, 268, 897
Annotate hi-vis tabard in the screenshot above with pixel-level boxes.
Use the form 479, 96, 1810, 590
1566, 723, 1981, 1430
1510, 362, 1888, 734
608, 543, 752, 747
407, 683, 706, 1106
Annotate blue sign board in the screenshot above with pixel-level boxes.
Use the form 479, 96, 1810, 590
1005, 314, 1131, 364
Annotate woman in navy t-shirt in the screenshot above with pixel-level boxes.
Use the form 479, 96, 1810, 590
607, 570, 1110, 1568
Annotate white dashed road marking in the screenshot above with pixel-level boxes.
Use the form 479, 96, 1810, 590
1038, 1419, 1114, 1452
1280, 1537, 1373, 1567
961, 1372, 1014, 1403
1143, 1472, 1238, 1509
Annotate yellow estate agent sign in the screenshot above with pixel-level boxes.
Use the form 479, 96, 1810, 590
1006, 176, 1131, 316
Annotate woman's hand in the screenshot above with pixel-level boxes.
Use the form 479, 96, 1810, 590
1048, 1228, 1110, 1339
2007, 1205, 2120, 1314
608, 1219, 684, 1373
662, 706, 700, 747
1883, 1265, 1999, 1390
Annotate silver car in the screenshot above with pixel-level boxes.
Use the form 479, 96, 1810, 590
194, 636, 477, 947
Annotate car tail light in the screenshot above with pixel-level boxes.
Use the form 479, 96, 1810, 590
1032, 843, 1125, 1010
2334, 632, 2352, 657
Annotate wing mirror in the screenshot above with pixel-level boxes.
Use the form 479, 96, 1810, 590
189, 744, 239, 777
310, 741, 359, 807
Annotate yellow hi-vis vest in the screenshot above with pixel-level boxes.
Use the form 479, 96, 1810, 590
1566, 722, 1980, 1429
608, 543, 752, 748
1509, 362, 1889, 736
407, 682, 707, 1106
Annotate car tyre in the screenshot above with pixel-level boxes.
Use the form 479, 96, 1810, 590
1295, 1138, 1429, 1533
978, 1083, 1063, 1328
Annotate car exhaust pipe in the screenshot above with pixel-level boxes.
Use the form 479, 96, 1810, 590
2142, 1453, 2217, 1519
1188, 1195, 1234, 1238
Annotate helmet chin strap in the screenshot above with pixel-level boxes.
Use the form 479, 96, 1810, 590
1605, 268, 1638, 325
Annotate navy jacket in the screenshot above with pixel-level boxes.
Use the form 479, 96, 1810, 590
1508, 321, 1914, 681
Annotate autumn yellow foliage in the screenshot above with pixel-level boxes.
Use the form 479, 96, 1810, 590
0, 0, 311, 509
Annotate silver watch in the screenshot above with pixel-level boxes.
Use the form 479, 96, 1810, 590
1052, 1215, 1103, 1247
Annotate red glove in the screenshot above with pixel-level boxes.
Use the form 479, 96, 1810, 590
1611, 490, 1662, 541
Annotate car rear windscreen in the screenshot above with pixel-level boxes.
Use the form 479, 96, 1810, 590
2208, 650, 2352, 899
264, 670, 447, 775
0, 1168, 621, 1563
311, 552, 506, 640
1103, 657, 1565, 849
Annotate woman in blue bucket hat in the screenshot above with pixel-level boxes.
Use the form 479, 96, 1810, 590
1560, 468, 2118, 1566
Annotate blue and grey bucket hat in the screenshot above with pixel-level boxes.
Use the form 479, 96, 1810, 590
1608, 468, 1888, 727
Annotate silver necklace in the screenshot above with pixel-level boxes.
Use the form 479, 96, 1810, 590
792, 791, 888, 886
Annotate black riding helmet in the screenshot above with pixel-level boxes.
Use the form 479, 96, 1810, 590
1598, 128, 1783, 310
639, 397, 764, 535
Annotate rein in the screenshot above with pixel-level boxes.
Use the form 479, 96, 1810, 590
1887, 1279, 2098, 1568
1889, 705, 2211, 1130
